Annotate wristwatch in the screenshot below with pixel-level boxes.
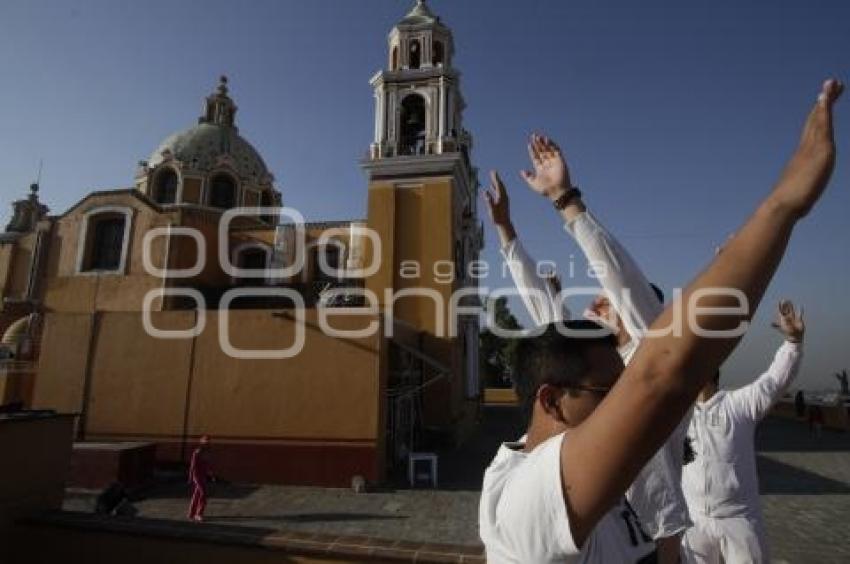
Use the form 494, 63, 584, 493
552, 187, 582, 210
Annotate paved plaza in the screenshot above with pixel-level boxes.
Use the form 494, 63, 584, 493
64, 409, 850, 563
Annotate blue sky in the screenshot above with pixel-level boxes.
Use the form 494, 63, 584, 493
0, 0, 848, 390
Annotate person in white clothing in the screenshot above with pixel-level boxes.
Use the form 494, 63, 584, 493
484, 182, 570, 325
682, 300, 804, 563
477, 79, 842, 564
483, 149, 690, 562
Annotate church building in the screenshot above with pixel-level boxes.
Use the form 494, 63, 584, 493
0, 0, 483, 486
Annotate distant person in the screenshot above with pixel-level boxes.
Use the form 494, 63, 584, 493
479, 79, 842, 563
681, 300, 805, 564
188, 435, 214, 522
794, 389, 806, 418
835, 369, 849, 395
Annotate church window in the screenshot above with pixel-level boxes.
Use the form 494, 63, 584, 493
235, 246, 269, 284
314, 242, 343, 283
391, 46, 399, 70
209, 174, 237, 209
153, 168, 178, 204
77, 207, 132, 274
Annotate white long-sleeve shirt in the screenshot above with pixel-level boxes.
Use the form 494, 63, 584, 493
502, 238, 569, 324
565, 211, 691, 539
500, 210, 691, 539
683, 341, 803, 520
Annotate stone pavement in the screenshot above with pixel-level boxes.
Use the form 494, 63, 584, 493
63, 409, 850, 563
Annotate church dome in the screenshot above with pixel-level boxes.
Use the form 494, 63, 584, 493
148, 122, 269, 181
145, 76, 273, 185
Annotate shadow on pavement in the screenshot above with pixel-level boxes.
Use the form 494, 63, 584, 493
757, 416, 850, 453
757, 455, 850, 495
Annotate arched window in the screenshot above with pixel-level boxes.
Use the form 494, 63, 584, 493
391, 46, 399, 71
238, 247, 268, 284
76, 207, 132, 274
209, 174, 236, 209
433, 41, 444, 66
409, 39, 421, 69
400, 94, 427, 155
153, 168, 178, 204
314, 243, 342, 283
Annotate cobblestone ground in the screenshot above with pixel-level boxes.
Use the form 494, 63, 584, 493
64, 411, 850, 562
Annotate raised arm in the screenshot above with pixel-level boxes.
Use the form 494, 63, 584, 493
566, 206, 662, 341
560, 79, 842, 544
519, 136, 662, 338
728, 300, 804, 421
483, 171, 568, 325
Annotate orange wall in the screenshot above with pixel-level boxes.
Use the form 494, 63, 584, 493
0, 231, 38, 300
31, 312, 93, 416
34, 309, 383, 444
0, 243, 13, 298
44, 193, 173, 312
85, 311, 196, 437
365, 176, 466, 430
189, 310, 382, 441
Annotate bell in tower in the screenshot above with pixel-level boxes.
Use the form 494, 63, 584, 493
368, 0, 471, 161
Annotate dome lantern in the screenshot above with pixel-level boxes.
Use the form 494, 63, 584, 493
200, 75, 238, 129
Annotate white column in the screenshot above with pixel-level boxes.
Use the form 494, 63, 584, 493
379, 88, 386, 142
374, 91, 381, 143
438, 77, 446, 153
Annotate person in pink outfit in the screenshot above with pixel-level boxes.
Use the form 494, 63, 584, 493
188, 435, 213, 522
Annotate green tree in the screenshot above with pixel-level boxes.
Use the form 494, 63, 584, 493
479, 297, 523, 388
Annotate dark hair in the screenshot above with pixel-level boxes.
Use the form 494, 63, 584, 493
650, 283, 664, 304
713, 369, 721, 386
513, 320, 618, 423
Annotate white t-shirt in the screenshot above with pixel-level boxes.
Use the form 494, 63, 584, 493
480, 432, 658, 563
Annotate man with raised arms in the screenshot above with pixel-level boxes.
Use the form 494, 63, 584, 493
478, 79, 843, 563
682, 300, 805, 563
483, 139, 691, 562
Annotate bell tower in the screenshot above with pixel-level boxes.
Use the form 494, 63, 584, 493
369, 0, 471, 160
363, 1, 483, 436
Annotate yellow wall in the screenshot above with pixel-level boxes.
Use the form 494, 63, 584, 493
34, 309, 383, 444
85, 311, 196, 437
189, 310, 381, 440
365, 176, 466, 430
43, 193, 173, 312
31, 313, 93, 416
182, 177, 202, 204
0, 231, 38, 300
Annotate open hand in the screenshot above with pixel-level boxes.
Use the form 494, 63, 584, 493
771, 299, 805, 343
520, 133, 572, 200
483, 171, 512, 227
773, 79, 843, 218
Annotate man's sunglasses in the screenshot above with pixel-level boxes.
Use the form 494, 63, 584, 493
562, 383, 611, 396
